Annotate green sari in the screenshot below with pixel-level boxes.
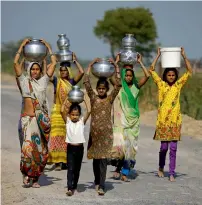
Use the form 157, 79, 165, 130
112, 68, 140, 161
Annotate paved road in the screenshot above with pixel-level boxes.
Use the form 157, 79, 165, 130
1, 84, 202, 205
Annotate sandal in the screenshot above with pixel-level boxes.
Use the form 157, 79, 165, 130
22, 176, 31, 188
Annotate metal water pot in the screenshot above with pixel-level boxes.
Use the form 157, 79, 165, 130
55, 49, 72, 62
57, 34, 70, 50
120, 47, 137, 65
122, 34, 136, 47
92, 58, 115, 78
23, 39, 47, 62
68, 86, 84, 104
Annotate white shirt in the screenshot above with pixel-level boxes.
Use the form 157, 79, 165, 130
65, 117, 86, 144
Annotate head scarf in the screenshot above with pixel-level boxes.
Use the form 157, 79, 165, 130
120, 68, 140, 117
59, 66, 73, 79
26, 62, 50, 115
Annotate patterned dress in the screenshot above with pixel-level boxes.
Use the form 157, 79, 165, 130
84, 75, 121, 159
17, 72, 51, 182
150, 70, 191, 141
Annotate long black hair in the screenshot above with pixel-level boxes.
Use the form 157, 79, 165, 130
96, 77, 109, 91
162, 68, 179, 83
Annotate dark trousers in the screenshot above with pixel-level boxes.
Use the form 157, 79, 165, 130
67, 144, 84, 190
115, 158, 125, 173
93, 159, 108, 190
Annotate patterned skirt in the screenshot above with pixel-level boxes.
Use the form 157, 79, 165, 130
20, 116, 48, 181
48, 104, 67, 164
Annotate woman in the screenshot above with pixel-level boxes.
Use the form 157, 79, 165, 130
48, 53, 84, 171
16, 59, 47, 148
112, 53, 150, 182
149, 47, 192, 182
14, 38, 56, 188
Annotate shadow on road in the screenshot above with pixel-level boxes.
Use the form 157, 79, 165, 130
39, 173, 62, 187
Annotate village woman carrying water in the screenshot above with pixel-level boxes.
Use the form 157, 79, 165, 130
14, 38, 56, 188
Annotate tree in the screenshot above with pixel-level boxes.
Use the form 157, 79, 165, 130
93, 7, 158, 61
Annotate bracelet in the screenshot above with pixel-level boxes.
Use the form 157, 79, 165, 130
16, 52, 21, 55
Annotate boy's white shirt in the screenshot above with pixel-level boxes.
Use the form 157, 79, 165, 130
65, 116, 86, 144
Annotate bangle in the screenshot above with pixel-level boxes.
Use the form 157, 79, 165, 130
16, 52, 21, 55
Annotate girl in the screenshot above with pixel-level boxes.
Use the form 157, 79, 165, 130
84, 58, 121, 195
14, 38, 56, 188
111, 53, 150, 182
149, 47, 192, 182
61, 101, 90, 196
48, 53, 84, 171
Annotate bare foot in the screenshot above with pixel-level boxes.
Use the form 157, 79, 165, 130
113, 172, 121, 180
121, 175, 130, 182
157, 169, 164, 178
169, 175, 175, 182
32, 182, 40, 188
22, 176, 31, 188
95, 185, 99, 192
66, 190, 73, 196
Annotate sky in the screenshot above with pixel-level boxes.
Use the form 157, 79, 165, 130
1, 1, 202, 60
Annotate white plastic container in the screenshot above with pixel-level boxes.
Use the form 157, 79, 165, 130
160, 47, 181, 68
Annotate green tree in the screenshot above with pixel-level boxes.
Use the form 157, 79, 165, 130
93, 7, 158, 61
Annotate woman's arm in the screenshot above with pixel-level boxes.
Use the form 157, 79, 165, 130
61, 96, 71, 123
43, 59, 47, 75
175, 47, 192, 88
83, 100, 91, 125
109, 53, 122, 86
136, 53, 150, 88
181, 47, 192, 73
149, 47, 161, 72
14, 38, 30, 77
149, 48, 164, 87
83, 58, 100, 98
108, 58, 121, 103
40, 39, 57, 77
72, 53, 84, 84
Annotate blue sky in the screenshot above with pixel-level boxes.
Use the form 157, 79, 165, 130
1, 1, 202, 60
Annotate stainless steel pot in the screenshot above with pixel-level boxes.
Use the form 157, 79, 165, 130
120, 47, 137, 65
23, 39, 47, 62
57, 34, 70, 50
122, 34, 136, 48
92, 58, 115, 78
55, 49, 72, 62
68, 85, 84, 104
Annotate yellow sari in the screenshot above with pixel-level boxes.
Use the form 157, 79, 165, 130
48, 76, 72, 164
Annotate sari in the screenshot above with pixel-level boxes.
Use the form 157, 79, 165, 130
112, 68, 140, 163
48, 68, 75, 164
18, 63, 51, 182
